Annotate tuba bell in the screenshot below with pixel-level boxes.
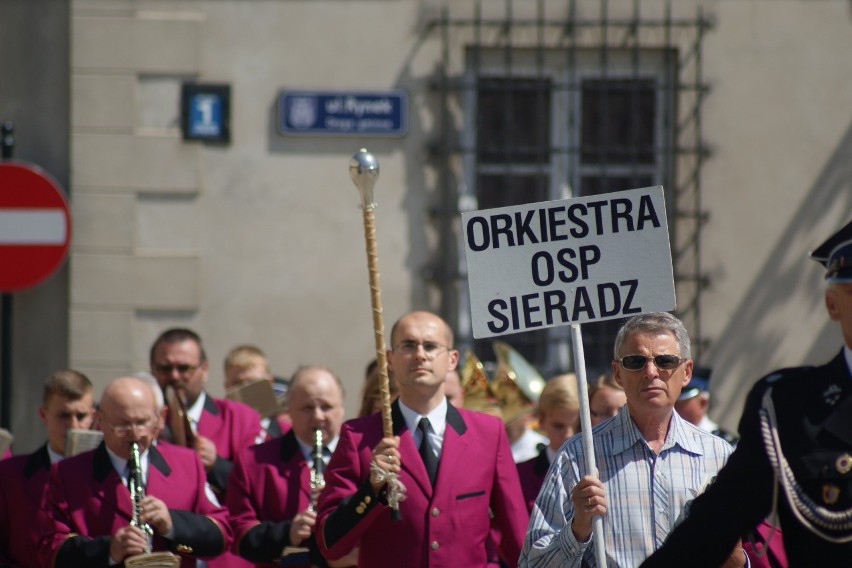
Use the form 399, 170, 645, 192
459, 350, 502, 418
491, 340, 546, 424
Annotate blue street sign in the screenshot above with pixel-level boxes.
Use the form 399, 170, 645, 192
181, 83, 230, 144
189, 93, 223, 137
278, 90, 408, 137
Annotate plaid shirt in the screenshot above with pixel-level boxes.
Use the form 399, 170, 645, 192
521, 406, 733, 567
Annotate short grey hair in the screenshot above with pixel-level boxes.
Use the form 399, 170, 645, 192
612, 312, 691, 361
133, 371, 164, 411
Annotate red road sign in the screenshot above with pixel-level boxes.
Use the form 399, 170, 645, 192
0, 161, 71, 292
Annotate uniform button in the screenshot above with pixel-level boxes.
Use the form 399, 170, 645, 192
431, 541, 439, 550
431, 507, 440, 517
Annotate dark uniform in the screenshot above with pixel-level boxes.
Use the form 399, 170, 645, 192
642, 219, 852, 567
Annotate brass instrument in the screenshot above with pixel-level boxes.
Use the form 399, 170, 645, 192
164, 384, 195, 448
459, 351, 502, 418
461, 342, 546, 424
124, 442, 180, 568
308, 427, 325, 511
491, 340, 546, 424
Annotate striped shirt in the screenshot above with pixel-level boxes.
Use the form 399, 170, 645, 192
520, 406, 733, 567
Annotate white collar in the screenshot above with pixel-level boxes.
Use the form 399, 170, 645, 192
106, 444, 150, 485
296, 434, 339, 463
398, 397, 448, 438
47, 445, 64, 465
185, 391, 207, 431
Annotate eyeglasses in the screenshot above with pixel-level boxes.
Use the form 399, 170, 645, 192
153, 363, 199, 375
618, 354, 684, 371
393, 340, 450, 359
104, 418, 155, 437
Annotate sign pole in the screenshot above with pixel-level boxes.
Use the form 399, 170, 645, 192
0, 121, 14, 429
571, 323, 607, 568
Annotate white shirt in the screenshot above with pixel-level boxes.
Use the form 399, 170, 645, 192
185, 391, 207, 433
511, 427, 549, 463
521, 407, 733, 568
398, 397, 447, 459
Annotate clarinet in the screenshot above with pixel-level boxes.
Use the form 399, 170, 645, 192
308, 427, 325, 511
129, 441, 154, 553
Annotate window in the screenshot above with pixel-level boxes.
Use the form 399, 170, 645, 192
461, 49, 675, 376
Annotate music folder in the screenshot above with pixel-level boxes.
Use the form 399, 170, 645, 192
226, 379, 282, 418
65, 428, 104, 457
0, 428, 13, 456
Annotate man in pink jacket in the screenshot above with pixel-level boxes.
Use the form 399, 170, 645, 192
316, 311, 527, 567
150, 328, 262, 497
39, 376, 232, 567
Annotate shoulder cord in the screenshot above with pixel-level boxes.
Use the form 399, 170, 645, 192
759, 387, 852, 542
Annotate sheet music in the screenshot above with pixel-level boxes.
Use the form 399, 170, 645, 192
225, 379, 282, 418
0, 428, 13, 456
65, 428, 104, 457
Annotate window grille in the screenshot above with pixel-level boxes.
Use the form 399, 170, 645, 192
428, 0, 711, 377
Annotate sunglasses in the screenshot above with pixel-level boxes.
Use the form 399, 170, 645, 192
618, 354, 684, 371
153, 363, 200, 375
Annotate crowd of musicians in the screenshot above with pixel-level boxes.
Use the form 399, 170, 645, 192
1, 219, 852, 567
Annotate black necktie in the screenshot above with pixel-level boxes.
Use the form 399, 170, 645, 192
417, 417, 438, 485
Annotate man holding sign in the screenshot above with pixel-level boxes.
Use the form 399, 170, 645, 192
519, 312, 740, 567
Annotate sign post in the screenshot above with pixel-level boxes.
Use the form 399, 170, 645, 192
0, 159, 72, 429
462, 185, 676, 567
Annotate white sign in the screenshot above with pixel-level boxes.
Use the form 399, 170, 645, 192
462, 186, 676, 338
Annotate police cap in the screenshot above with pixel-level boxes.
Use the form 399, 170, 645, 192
810, 219, 852, 282
678, 365, 711, 401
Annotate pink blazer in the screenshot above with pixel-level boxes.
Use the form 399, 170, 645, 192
316, 401, 527, 568
0, 445, 52, 568
516, 448, 549, 514
40, 441, 232, 568
197, 395, 262, 495
226, 431, 314, 567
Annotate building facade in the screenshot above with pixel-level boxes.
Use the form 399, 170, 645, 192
3, 0, 851, 450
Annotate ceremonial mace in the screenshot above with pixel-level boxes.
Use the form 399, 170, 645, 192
349, 148, 405, 518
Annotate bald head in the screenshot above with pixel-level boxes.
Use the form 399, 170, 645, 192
287, 366, 345, 447
101, 377, 157, 415
98, 376, 160, 458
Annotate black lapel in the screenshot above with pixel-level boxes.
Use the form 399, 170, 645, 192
93, 442, 113, 482
446, 403, 468, 436
148, 444, 172, 477
533, 447, 550, 476
279, 430, 300, 462
203, 392, 219, 415
23, 444, 51, 478
391, 399, 406, 436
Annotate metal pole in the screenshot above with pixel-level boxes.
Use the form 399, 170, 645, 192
572, 323, 608, 568
0, 121, 14, 429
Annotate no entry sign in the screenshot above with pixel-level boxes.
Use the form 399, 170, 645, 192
0, 162, 71, 292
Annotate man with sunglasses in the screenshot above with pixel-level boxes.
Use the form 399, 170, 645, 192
521, 312, 739, 567
316, 310, 528, 567
150, 328, 262, 496
39, 376, 232, 567
643, 220, 852, 567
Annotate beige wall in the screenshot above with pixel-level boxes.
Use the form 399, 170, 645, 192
69, 0, 852, 431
